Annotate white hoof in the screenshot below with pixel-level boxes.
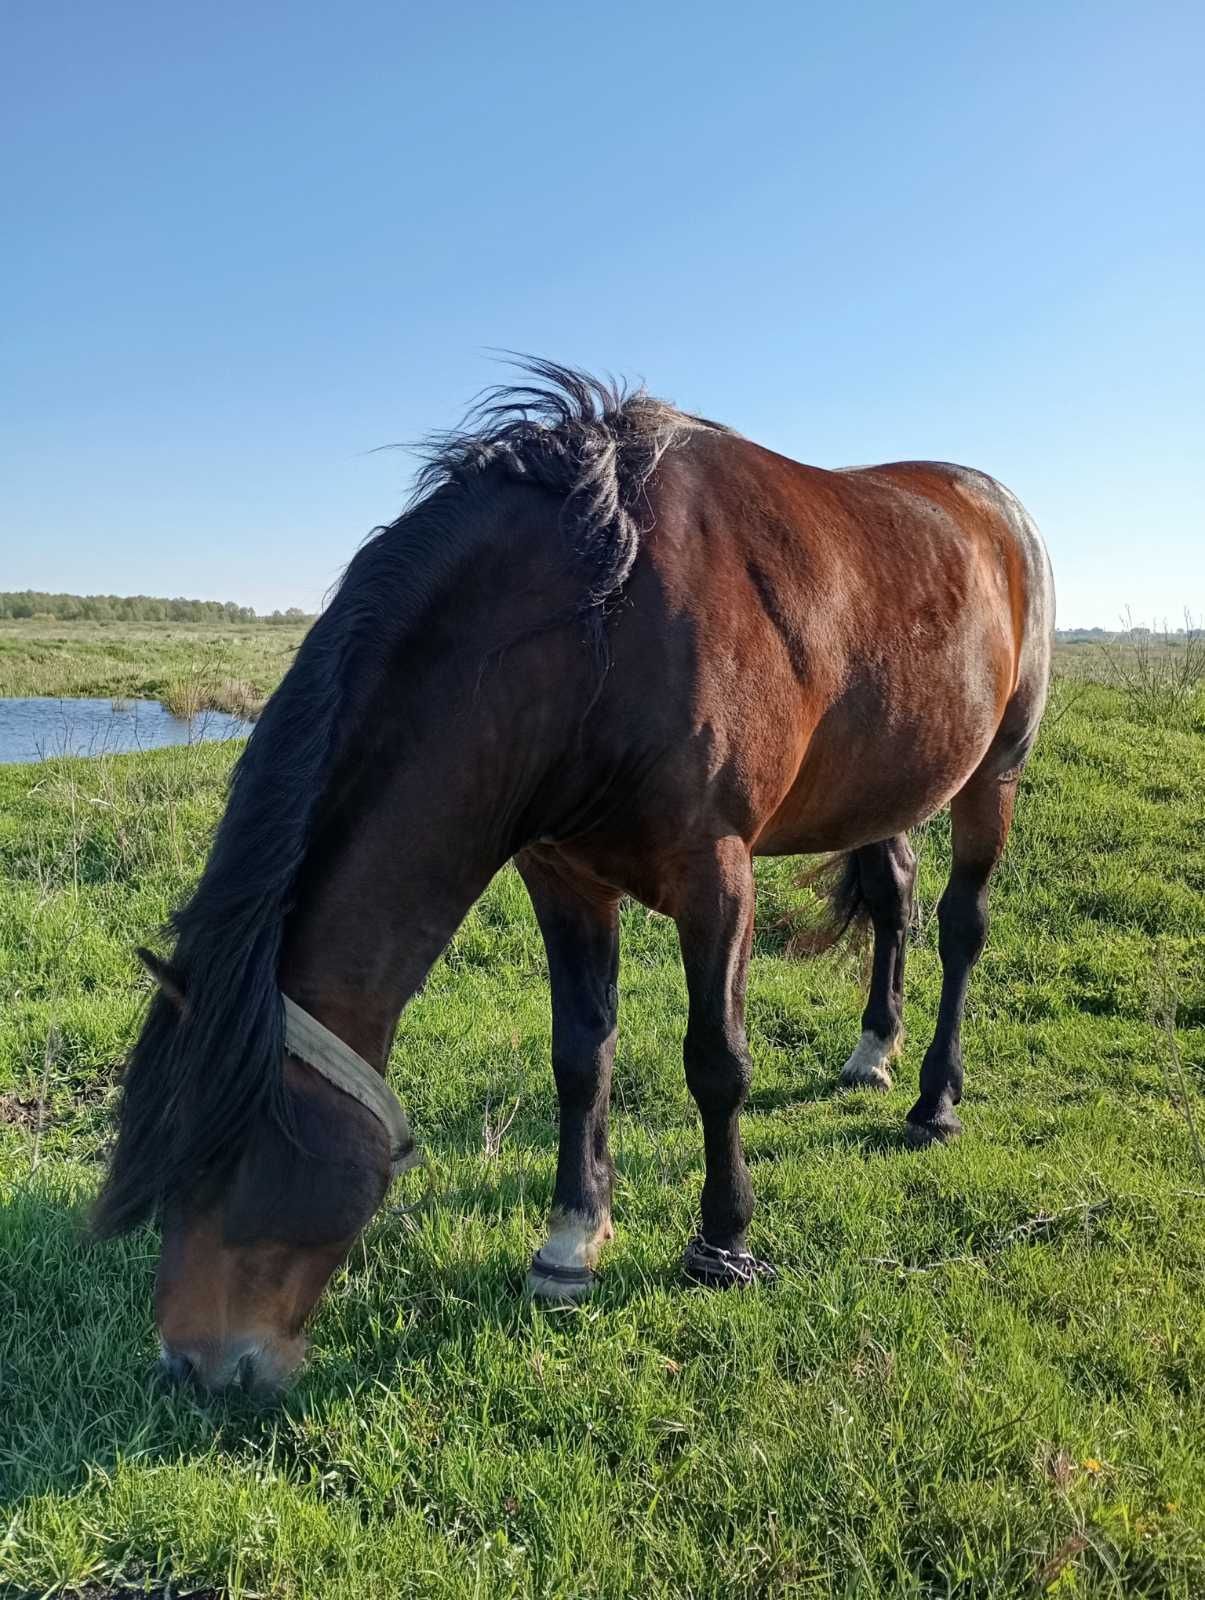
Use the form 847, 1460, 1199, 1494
839, 1029, 901, 1092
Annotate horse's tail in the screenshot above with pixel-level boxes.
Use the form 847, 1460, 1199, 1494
785, 851, 873, 956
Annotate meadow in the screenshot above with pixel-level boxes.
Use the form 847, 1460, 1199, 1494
0, 621, 310, 718
0, 641, 1203, 1597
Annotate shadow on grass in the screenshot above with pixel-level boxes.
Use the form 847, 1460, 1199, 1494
0, 1178, 513, 1508
0, 1163, 659, 1513
0, 1088, 920, 1515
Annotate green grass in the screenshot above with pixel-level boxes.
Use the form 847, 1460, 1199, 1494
1, 674, 1203, 1598
0, 620, 310, 714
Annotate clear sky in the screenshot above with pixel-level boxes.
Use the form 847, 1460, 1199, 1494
4, 1, 1202, 625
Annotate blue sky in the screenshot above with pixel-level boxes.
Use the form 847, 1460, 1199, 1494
4, 1, 1202, 625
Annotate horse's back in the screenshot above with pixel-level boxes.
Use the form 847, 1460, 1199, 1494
653, 433, 1051, 675
603, 431, 1054, 858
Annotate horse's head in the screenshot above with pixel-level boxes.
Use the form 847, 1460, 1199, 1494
108, 952, 404, 1397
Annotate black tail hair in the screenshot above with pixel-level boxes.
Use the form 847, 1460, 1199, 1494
786, 851, 874, 956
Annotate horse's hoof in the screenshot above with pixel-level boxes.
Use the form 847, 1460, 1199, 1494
904, 1107, 963, 1148
839, 1030, 898, 1092
527, 1251, 596, 1304
840, 1061, 894, 1092
683, 1236, 776, 1288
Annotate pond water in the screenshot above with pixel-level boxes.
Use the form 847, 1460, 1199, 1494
0, 697, 254, 765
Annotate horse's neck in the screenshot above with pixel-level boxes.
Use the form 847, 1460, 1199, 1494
276, 548, 598, 1067
277, 731, 514, 1071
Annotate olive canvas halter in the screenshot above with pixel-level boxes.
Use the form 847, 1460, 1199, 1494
282, 995, 420, 1178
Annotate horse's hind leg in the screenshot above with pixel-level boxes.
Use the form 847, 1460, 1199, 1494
672, 837, 773, 1286
905, 768, 1018, 1147
518, 850, 620, 1302
839, 834, 916, 1091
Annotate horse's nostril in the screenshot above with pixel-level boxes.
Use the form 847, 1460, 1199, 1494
157, 1340, 286, 1396
160, 1348, 198, 1388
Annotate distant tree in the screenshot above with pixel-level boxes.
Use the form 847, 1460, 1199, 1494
0, 591, 310, 623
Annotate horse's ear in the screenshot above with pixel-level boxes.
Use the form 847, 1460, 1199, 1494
136, 947, 187, 1010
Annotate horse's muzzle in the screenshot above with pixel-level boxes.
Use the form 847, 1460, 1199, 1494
158, 1335, 298, 1397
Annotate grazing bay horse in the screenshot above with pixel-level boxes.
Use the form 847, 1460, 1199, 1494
96, 362, 1053, 1394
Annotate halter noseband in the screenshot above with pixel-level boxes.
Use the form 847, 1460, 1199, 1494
282, 995, 420, 1178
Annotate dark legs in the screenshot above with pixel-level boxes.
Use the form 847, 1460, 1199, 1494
906, 771, 1018, 1146
673, 838, 772, 1285
523, 837, 770, 1295
518, 760, 1017, 1304
518, 850, 620, 1300
837, 772, 1019, 1144
839, 834, 916, 1091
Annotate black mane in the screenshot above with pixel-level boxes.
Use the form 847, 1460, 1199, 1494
95, 359, 713, 1235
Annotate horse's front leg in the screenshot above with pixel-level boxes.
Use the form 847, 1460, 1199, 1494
518, 850, 620, 1302
672, 837, 774, 1287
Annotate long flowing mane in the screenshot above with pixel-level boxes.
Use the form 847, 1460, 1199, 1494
95, 360, 719, 1235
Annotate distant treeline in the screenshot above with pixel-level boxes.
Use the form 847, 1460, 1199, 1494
0, 591, 312, 624
1057, 625, 1202, 644
3, 593, 1194, 640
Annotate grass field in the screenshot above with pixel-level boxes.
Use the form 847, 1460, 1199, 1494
0, 621, 311, 716
1, 661, 1203, 1597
